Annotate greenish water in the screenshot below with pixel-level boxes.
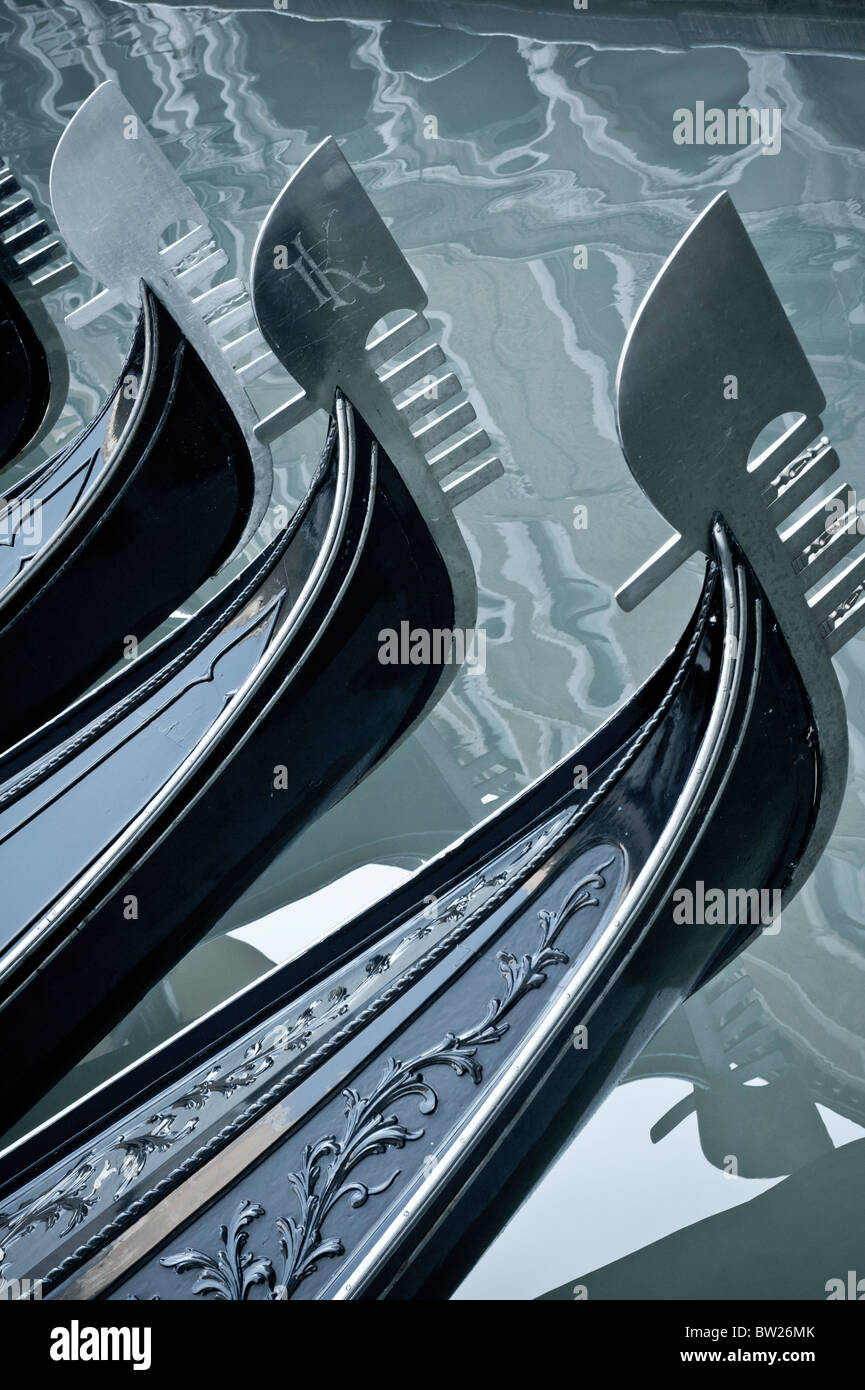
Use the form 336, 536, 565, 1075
1, 0, 864, 1299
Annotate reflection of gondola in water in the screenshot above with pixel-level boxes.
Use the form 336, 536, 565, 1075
539, 1137, 865, 1302
629, 970, 836, 1180
1, 187, 860, 1302
627, 934, 865, 1179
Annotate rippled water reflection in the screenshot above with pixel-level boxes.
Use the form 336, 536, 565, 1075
1, 0, 863, 1298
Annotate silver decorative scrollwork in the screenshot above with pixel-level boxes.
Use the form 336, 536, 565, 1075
159, 859, 614, 1300
0, 809, 576, 1286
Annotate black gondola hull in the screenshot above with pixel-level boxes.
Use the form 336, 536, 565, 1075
0, 276, 54, 470
0, 401, 458, 1124
0, 285, 255, 748
0, 523, 821, 1300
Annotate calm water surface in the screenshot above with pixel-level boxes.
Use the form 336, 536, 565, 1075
0, 0, 863, 1298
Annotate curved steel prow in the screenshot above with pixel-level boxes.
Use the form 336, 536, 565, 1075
49, 81, 275, 551
251, 138, 504, 516
615, 191, 858, 895
250, 136, 506, 640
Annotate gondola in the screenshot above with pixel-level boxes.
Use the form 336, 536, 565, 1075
0, 287, 258, 746
0, 83, 499, 751
0, 109, 268, 746
0, 157, 75, 469
0, 189, 856, 1300
0, 136, 500, 1126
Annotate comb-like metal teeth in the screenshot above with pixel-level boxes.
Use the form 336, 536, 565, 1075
761, 437, 838, 517
236, 350, 278, 383
195, 279, 259, 341
736, 1052, 789, 1083
763, 430, 865, 654
207, 300, 253, 338
811, 547, 865, 653
751, 414, 821, 484
222, 327, 269, 368
174, 247, 228, 292
254, 391, 315, 444
4, 219, 51, 254
783, 482, 852, 556
208, 134, 509, 519
51, 81, 313, 551
194, 276, 246, 317
794, 513, 861, 590
430, 427, 491, 481
457, 744, 513, 790
709, 975, 753, 1019
824, 594, 865, 654
15, 238, 64, 277
415, 400, 476, 453
442, 456, 504, 507
0, 167, 77, 296
381, 344, 446, 397
716, 996, 764, 1042
68, 236, 222, 327
783, 483, 862, 588
1, 205, 73, 292
723, 1027, 781, 1068
67, 228, 218, 327
29, 260, 77, 295
366, 312, 429, 372
398, 373, 460, 425
66, 288, 116, 329
616, 431, 841, 614
162, 224, 212, 267
0, 197, 35, 234
700, 975, 787, 1080
616, 533, 692, 613
215, 302, 278, 380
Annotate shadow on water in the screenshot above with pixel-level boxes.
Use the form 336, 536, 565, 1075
540, 1138, 865, 1300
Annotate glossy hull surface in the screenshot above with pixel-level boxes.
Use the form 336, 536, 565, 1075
0, 276, 54, 469
0, 397, 458, 1125
0, 215, 71, 469
0, 285, 254, 748
0, 523, 820, 1299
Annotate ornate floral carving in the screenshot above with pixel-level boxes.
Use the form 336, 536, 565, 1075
158, 858, 615, 1300
160, 1201, 273, 1300
364, 954, 390, 976
1, 809, 576, 1287
0, 1113, 200, 1274
114, 1114, 199, 1199
171, 1055, 274, 1113
0, 1159, 111, 1270
439, 869, 508, 924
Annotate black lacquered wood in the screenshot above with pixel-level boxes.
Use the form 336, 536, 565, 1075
0, 527, 821, 1300
0, 283, 255, 749
0, 397, 456, 1124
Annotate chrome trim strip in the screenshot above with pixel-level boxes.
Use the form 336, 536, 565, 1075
0, 399, 359, 995
0, 297, 155, 606
329, 523, 746, 1299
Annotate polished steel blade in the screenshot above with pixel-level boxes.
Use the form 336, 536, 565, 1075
250, 137, 503, 512
49, 81, 273, 550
